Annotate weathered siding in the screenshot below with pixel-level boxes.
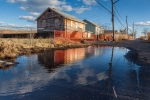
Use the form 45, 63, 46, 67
37, 9, 64, 33
64, 18, 85, 32
37, 9, 86, 34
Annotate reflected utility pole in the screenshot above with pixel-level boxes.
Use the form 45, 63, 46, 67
105, 46, 114, 99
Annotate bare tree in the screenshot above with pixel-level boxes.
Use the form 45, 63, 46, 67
120, 28, 126, 34
102, 23, 111, 30
142, 28, 148, 36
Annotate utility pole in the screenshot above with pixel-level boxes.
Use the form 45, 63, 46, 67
111, 0, 119, 41
111, 0, 115, 41
133, 22, 134, 39
133, 22, 134, 33
126, 16, 128, 34
95, 0, 119, 41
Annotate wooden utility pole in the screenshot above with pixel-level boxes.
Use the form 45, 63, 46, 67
95, 0, 119, 41
133, 22, 134, 34
126, 16, 128, 34
133, 22, 135, 39
111, 0, 119, 41
111, 0, 115, 41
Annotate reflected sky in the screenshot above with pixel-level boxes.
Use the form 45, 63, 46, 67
0, 46, 146, 100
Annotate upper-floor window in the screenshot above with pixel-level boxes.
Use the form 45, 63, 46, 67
76, 22, 78, 29
55, 19, 59, 27
78, 23, 81, 28
42, 20, 46, 27
70, 21, 72, 27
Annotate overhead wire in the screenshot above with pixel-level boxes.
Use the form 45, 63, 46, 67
95, 0, 111, 13
114, 5, 125, 21
95, 0, 126, 29
115, 14, 125, 28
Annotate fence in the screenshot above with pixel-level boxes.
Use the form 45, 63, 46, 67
0, 27, 37, 38
54, 30, 96, 44
148, 33, 150, 42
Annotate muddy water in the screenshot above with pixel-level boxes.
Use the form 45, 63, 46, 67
0, 46, 149, 100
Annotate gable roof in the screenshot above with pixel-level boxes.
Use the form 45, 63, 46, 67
36, 7, 86, 24
83, 19, 103, 28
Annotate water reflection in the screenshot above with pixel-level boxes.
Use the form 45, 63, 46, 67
38, 46, 108, 72
0, 46, 147, 100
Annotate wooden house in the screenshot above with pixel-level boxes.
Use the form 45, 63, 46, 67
83, 19, 104, 35
36, 7, 86, 35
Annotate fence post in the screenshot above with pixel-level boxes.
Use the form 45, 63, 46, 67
29, 28, 32, 46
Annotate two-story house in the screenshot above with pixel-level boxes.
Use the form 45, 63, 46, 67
36, 7, 86, 34
83, 19, 104, 35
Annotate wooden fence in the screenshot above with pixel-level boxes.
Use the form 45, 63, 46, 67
0, 29, 37, 38
54, 30, 96, 44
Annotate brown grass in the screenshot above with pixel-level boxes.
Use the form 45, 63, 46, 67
0, 38, 88, 59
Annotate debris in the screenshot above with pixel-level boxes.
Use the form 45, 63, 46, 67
112, 86, 117, 98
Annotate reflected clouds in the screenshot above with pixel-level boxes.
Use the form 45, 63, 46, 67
76, 69, 108, 85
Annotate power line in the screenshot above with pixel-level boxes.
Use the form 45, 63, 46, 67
92, 12, 111, 21
114, 5, 125, 21
95, 0, 111, 13
101, 0, 111, 9
114, 14, 125, 28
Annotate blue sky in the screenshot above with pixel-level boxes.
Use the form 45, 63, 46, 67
0, 0, 150, 37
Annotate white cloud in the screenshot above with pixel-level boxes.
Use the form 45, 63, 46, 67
8, 0, 93, 23
30, 12, 40, 17
8, 0, 73, 12
7, 0, 15, 3
7, 23, 19, 27
128, 26, 132, 30
20, 6, 28, 10
18, 16, 35, 22
75, 7, 90, 14
0, 22, 4, 25
82, 0, 96, 5
59, 5, 73, 11
135, 21, 150, 26
7, 0, 27, 3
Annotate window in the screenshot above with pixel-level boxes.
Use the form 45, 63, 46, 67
55, 19, 59, 27
76, 22, 78, 29
42, 20, 46, 27
70, 21, 72, 27
78, 23, 80, 28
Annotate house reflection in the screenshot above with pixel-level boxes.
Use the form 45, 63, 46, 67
38, 46, 106, 72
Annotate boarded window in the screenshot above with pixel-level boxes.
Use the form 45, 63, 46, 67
42, 20, 46, 27
55, 19, 59, 27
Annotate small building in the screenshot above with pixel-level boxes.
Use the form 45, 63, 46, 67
83, 19, 104, 35
99, 30, 118, 41
36, 7, 86, 35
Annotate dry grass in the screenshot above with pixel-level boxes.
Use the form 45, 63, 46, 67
0, 38, 54, 59
0, 38, 87, 59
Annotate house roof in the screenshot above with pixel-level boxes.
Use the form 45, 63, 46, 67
83, 19, 103, 28
36, 7, 86, 24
